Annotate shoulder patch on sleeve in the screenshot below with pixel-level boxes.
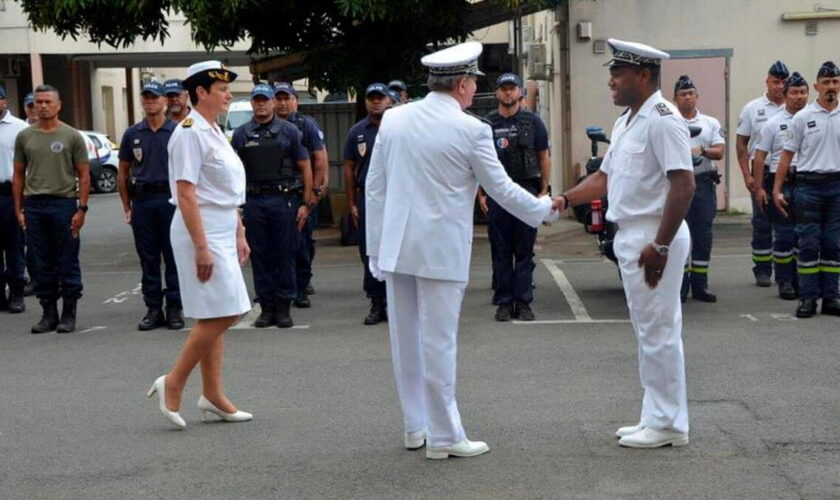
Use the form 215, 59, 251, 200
655, 103, 673, 116
181, 118, 194, 128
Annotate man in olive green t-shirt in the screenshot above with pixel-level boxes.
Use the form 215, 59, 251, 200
12, 84, 89, 334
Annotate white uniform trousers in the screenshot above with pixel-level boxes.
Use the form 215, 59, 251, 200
384, 271, 467, 447
614, 218, 691, 434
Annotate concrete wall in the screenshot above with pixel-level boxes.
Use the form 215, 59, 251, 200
564, 0, 840, 211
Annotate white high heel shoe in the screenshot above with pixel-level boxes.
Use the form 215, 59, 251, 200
146, 375, 186, 429
197, 395, 253, 423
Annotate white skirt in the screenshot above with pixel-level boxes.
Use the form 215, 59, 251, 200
170, 205, 252, 319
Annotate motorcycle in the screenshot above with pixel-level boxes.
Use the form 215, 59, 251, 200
572, 125, 703, 265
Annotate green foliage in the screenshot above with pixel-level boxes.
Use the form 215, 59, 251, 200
16, 0, 553, 91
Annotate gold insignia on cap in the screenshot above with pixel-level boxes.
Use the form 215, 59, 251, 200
181, 118, 194, 128
208, 70, 231, 82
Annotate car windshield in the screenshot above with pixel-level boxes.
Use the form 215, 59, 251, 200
226, 110, 253, 130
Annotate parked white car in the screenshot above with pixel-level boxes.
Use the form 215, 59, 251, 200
222, 100, 253, 140
80, 131, 117, 193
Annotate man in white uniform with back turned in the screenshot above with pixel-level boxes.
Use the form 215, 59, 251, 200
556, 39, 695, 448
365, 42, 560, 459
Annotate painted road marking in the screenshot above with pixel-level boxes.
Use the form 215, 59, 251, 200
78, 326, 108, 334
740, 314, 758, 322
542, 258, 593, 322
104, 283, 141, 304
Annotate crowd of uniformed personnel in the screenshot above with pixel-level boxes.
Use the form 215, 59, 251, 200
2, 58, 840, 332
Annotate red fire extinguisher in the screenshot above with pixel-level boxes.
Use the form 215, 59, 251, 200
590, 199, 604, 232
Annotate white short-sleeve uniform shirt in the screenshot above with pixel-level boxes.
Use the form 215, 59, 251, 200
737, 94, 784, 159
0, 112, 27, 182
599, 91, 693, 224
167, 109, 246, 207
783, 100, 840, 174
755, 109, 797, 173
683, 110, 725, 173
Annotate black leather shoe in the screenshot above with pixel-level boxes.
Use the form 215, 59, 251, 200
364, 297, 386, 325
8, 288, 24, 313
293, 296, 311, 308
32, 300, 59, 334
514, 301, 535, 321
138, 308, 165, 331
778, 282, 797, 300
56, 298, 77, 333
23, 281, 35, 297
821, 298, 840, 316
692, 289, 717, 303
755, 274, 772, 287
276, 299, 294, 328
304, 284, 315, 295
255, 303, 276, 328
165, 307, 185, 330
796, 298, 818, 318
495, 303, 513, 322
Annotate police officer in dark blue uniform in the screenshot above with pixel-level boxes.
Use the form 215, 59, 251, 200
163, 79, 191, 124
273, 82, 328, 308
343, 83, 391, 325
118, 81, 183, 330
478, 73, 550, 321
233, 84, 312, 328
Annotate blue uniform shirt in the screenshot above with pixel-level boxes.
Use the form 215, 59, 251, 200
118, 118, 177, 183
286, 111, 325, 153
231, 117, 310, 162
343, 116, 380, 187
491, 110, 550, 153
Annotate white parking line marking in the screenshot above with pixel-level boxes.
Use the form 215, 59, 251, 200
103, 283, 141, 304
513, 319, 631, 325
79, 326, 107, 333
770, 313, 798, 321
740, 314, 758, 322
542, 258, 592, 322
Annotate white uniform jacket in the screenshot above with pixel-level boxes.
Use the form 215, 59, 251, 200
365, 91, 552, 282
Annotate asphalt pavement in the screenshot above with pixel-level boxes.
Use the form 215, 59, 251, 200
2, 193, 839, 499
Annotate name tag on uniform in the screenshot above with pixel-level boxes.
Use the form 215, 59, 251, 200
244, 141, 260, 148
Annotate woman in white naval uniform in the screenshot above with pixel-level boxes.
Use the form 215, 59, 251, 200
557, 40, 695, 448
146, 61, 253, 428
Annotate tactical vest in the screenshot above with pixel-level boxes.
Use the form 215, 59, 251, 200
240, 123, 297, 185
486, 110, 540, 181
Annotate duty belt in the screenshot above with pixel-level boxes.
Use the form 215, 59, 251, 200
796, 171, 840, 183
693, 164, 718, 176
130, 181, 170, 198
246, 183, 301, 195
0, 181, 11, 196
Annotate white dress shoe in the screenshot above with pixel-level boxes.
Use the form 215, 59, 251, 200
404, 430, 427, 450
615, 423, 644, 438
146, 375, 186, 429
426, 439, 490, 460
198, 395, 253, 422
618, 427, 689, 448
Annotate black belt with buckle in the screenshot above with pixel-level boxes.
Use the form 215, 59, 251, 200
246, 183, 301, 196
131, 181, 170, 198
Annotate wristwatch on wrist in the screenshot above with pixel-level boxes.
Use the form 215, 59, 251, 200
651, 241, 669, 256
77, 204, 89, 213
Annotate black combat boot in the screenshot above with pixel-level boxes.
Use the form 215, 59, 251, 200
276, 299, 294, 328
0, 288, 7, 311
165, 307, 185, 330
494, 303, 513, 322
364, 297, 387, 325
293, 295, 311, 308
778, 282, 797, 300
795, 298, 818, 318
821, 297, 840, 316
8, 286, 25, 313
138, 308, 165, 331
692, 289, 718, 303
514, 301, 535, 321
31, 299, 59, 334
56, 298, 77, 333
254, 302, 276, 328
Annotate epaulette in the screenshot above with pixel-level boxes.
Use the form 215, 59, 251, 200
465, 110, 492, 126
655, 103, 673, 116
181, 118, 194, 128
